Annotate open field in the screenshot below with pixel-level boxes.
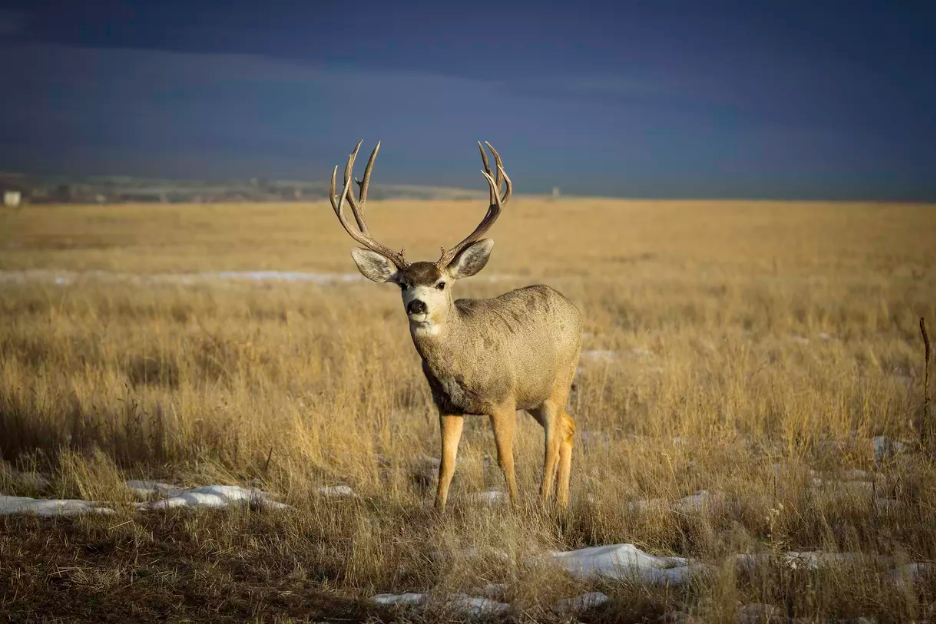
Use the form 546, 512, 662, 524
1, 198, 936, 622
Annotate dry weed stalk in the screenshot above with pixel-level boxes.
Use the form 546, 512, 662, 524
922, 317, 932, 449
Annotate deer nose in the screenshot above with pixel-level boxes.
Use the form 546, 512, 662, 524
407, 299, 427, 315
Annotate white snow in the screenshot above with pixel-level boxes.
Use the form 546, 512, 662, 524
555, 592, 610, 613
0, 268, 363, 286
1, 482, 291, 516
136, 484, 289, 510
549, 543, 694, 586
890, 562, 934, 583
373, 592, 427, 607
873, 436, 908, 462
315, 485, 356, 498
0, 495, 114, 517
0, 269, 527, 288
467, 490, 508, 505
371, 593, 509, 617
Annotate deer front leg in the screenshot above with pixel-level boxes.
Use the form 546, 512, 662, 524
489, 406, 519, 504
435, 414, 464, 511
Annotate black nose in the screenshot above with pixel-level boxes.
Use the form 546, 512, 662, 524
407, 299, 427, 315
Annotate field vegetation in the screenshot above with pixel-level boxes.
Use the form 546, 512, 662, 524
1, 198, 935, 622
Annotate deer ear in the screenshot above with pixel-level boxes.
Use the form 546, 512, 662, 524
351, 248, 399, 283
446, 239, 494, 279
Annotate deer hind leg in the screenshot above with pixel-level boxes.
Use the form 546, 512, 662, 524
435, 414, 464, 511
530, 401, 563, 505
488, 406, 519, 504
532, 399, 577, 506
556, 410, 575, 507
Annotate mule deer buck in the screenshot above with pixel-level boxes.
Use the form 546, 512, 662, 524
328, 141, 583, 510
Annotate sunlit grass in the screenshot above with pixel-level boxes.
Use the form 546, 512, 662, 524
1, 199, 935, 621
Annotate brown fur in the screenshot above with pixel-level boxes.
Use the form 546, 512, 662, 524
399, 268, 583, 509
331, 142, 582, 509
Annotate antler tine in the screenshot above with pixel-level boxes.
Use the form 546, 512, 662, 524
329, 142, 407, 268
478, 141, 495, 206
437, 142, 512, 268
342, 140, 369, 233
485, 141, 511, 204
354, 141, 380, 212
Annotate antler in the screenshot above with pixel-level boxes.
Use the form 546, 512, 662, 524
436, 141, 512, 268
329, 140, 408, 268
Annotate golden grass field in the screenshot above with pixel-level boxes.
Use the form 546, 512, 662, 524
1, 198, 935, 622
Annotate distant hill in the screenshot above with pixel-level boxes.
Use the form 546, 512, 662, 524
0, 172, 488, 205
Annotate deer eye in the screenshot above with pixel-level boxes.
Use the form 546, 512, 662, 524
436, 282, 446, 291
398, 282, 408, 290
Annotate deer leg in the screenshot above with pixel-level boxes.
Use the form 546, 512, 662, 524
556, 410, 575, 508
435, 414, 464, 511
489, 407, 519, 504
532, 402, 563, 505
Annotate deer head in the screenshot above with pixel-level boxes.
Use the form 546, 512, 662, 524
329, 141, 512, 333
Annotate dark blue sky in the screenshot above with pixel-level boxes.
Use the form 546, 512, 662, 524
1, 0, 934, 199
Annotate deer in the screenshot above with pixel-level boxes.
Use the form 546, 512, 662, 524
328, 140, 583, 510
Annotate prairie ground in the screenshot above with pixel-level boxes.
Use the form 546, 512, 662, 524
1, 198, 935, 623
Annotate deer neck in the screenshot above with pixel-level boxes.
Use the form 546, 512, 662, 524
409, 304, 461, 361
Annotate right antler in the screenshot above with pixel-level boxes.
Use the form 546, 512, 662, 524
436, 141, 512, 268
329, 140, 409, 268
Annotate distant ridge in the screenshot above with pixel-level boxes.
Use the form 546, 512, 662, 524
0, 172, 488, 205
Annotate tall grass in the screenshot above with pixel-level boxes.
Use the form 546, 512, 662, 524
1, 199, 935, 621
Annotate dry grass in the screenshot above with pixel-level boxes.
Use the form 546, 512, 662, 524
1, 199, 935, 622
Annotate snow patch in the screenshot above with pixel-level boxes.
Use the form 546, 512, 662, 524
873, 436, 908, 462
0, 269, 526, 288
315, 485, 356, 498
373, 592, 427, 607
136, 484, 289, 510
0, 495, 114, 517
626, 497, 666, 513
890, 562, 934, 583
467, 490, 508, 505
371, 593, 509, 617
549, 543, 695, 586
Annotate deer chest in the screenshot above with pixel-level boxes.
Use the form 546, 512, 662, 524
421, 360, 506, 416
